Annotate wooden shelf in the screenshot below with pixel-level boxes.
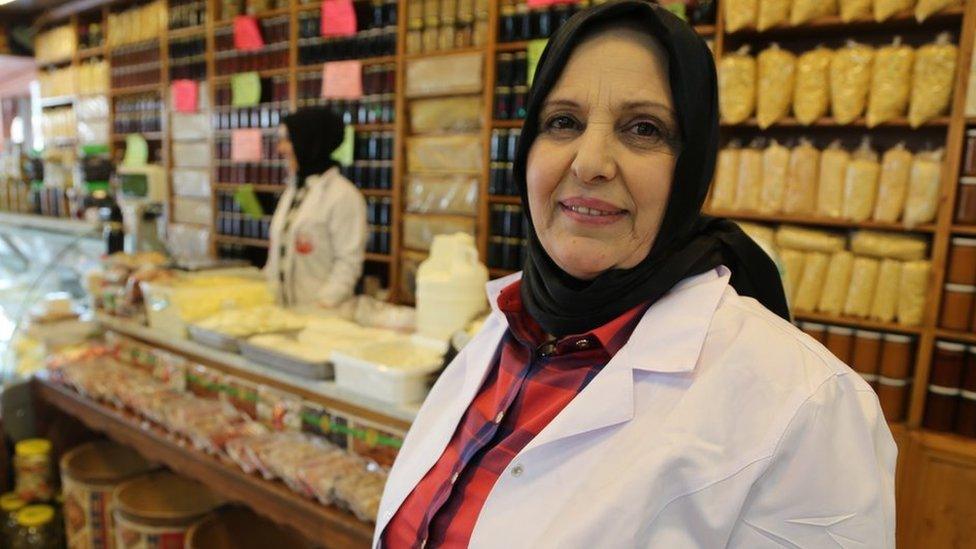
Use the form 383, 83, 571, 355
113, 131, 164, 140
215, 183, 286, 192
33, 378, 374, 549
493, 119, 525, 129
794, 311, 925, 335
496, 40, 529, 52
354, 123, 395, 131
215, 235, 270, 247
296, 55, 397, 70
488, 195, 521, 205
77, 45, 105, 59
934, 329, 976, 345
360, 189, 392, 197
953, 225, 976, 236
706, 208, 938, 233
167, 25, 207, 39
39, 96, 74, 108
214, 67, 290, 83
111, 83, 162, 95
214, 7, 291, 26
722, 117, 952, 128
365, 253, 393, 263
404, 46, 484, 60
694, 24, 716, 36
725, 5, 965, 38
297, 2, 320, 11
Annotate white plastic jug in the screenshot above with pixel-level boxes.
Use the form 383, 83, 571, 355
416, 233, 489, 340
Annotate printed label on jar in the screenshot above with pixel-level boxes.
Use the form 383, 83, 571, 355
113, 512, 187, 549
63, 477, 114, 549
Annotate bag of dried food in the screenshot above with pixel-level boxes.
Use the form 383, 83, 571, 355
870, 259, 903, 322
915, 0, 960, 21
757, 0, 790, 30
873, 143, 913, 222
874, 0, 913, 21
757, 44, 797, 128
734, 140, 764, 211
843, 256, 880, 318
794, 252, 830, 312
779, 248, 808, 304
842, 138, 881, 222
817, 141, 850, 218
897, 260, 931, 326
793, 47, 833, 125
909, 33, 958, 127
850, 230, 928, 260
866, 37, 914, 127
818, 251, 855, 315
791, 0, 838, 25
831, 40, 875, 124
719, 46, 757, 124
840, 0, 872, 21
776, 225, 847, 252
710, 142, 741, 211
903, 148, 944, 227
783, 138, 820, 215
725, 0, 759, 32
760, 140, 790, 213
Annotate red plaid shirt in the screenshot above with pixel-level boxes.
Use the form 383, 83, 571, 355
383, 280, 648, 548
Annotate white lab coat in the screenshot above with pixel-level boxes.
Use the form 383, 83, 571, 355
265, 167, 367, 307
375, 266, 896, 548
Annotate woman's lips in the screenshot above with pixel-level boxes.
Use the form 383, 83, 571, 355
558, 197, 627, 226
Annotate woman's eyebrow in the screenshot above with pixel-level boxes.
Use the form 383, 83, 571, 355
540, 98, 581, 111
618, 100, 678, 119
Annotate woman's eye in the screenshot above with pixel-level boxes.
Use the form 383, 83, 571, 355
629, 121, 661, 138
544, 115, 580, 132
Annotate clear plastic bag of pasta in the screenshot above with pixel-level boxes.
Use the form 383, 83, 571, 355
783, 138, 820, 215
916, 0, 960, 21
760, 140, 790, 213
909, 33, 958, 128
873, 143, 913, 222
842, 137, 880, 222
793, 47, 832, 125
850, 230, 928, 260
725, 0, 758, 32
817, 141, 850, 218
831, 41, 875, 124
779, 249, 807, 305
844, 256, 880, 318
757, 44, 796, 128
840, 0, 872, 21
776, 225, 847, 253
734, 140, 763, 212
897, 260, 931, 326
719, 47, 757, 124
793, 252, 830, 312
757, 0, 790, 30
870, 259, 903, 322
710, 142, 740, 211
818, 251, 855, 315
791, 0, 838, 25
903, 148, 944, 227
875, 0, 913, 21
867, 37, 914, 127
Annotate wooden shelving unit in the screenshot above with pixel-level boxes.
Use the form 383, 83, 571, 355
794, 311, 926, 335
33, 378, 374, 549
705, 208, 938, 233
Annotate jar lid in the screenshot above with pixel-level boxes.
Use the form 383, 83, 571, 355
944, 283, 976, 293
878, 375, 910, 387
0, 493, 25, 513
961, 176, 976, 185
952, 237, 976, 247
854, 330, 882, 339
883, 333, 913, 343
858, 372, 878, 382
16, 505, 54, 528
929, 384, 962, 396
15, 439, 51, 457
802, 322, 826, 330
936, 341, 967, 352
962, 390, 976, 401
827, 326, 854, 335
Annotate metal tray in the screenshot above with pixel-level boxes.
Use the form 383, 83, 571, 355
187, 325, 242, 353
238, 339, 334, 380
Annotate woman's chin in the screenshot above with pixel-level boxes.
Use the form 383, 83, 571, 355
549, 242, 618, 280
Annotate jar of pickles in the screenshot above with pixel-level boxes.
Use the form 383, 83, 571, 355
14, 439, 54, 503
1, 493, 26, 545
11, 505, 57, 549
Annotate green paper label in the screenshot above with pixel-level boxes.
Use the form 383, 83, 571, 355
527, 39, 548, 86
331, 125, 355, 167
233, 184, 265, 219
231, 72, 261, 107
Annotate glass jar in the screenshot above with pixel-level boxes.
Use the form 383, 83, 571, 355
11, 505, 57, 549
1, 493, 26, 546
14, 439, 53, 503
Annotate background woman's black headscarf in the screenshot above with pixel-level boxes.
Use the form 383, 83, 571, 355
282, 107, 345, 186
516, 0, 790, 337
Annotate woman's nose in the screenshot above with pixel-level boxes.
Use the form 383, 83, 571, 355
570, 126, 616, 185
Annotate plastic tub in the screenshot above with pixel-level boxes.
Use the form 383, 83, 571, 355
331, 336, 447, 404
187, 507, 310, 549
113, 472, 224, 549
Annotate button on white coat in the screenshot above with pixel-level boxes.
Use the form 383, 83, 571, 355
511, 464, 524, 477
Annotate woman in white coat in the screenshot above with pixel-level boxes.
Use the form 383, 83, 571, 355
265, 107, 367, 308
377, 2, 896, 548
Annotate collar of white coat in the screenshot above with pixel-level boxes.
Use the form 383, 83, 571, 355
299, 166, 340, 189
484, 265, 731, 374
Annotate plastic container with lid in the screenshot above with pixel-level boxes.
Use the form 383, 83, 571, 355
947, 237, 976, 285
113, 472, 223, 549
14, 439, 53, 503
956, 390, 976, 438
958, 177, 976, 225
187, 507, 311, 549
877, 376, 910, 422
12, 504, 57, 549
1, 492, 26, 545
931, 341, 967, 387
962, 345, 976, 393
852, 330, 882, 374
60, 441, 157, 549
825, 326, 855, 363
963, 129, 976, 176
940, 284, 976, 331
924, 384, 961, 432
879, 333, 914, 378
416, 233, 488, 341
799, 322, 827, 344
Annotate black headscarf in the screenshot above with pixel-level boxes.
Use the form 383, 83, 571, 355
282, 107, 345, 186
516, 0, 790, 338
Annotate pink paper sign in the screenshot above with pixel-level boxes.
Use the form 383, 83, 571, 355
171, 80, 198, 113
234, 15, 265, 51
321, 0, 357, 37
231, 129, 263, 162
527, 0, 577, 6
321, 60, 363, 99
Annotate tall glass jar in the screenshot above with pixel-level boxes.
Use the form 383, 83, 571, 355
14, 439, 53, 503
12, 505, 57, 549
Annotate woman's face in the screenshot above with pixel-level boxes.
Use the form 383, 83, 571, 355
277, 125, 298, 173
526, 27, 680, 280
